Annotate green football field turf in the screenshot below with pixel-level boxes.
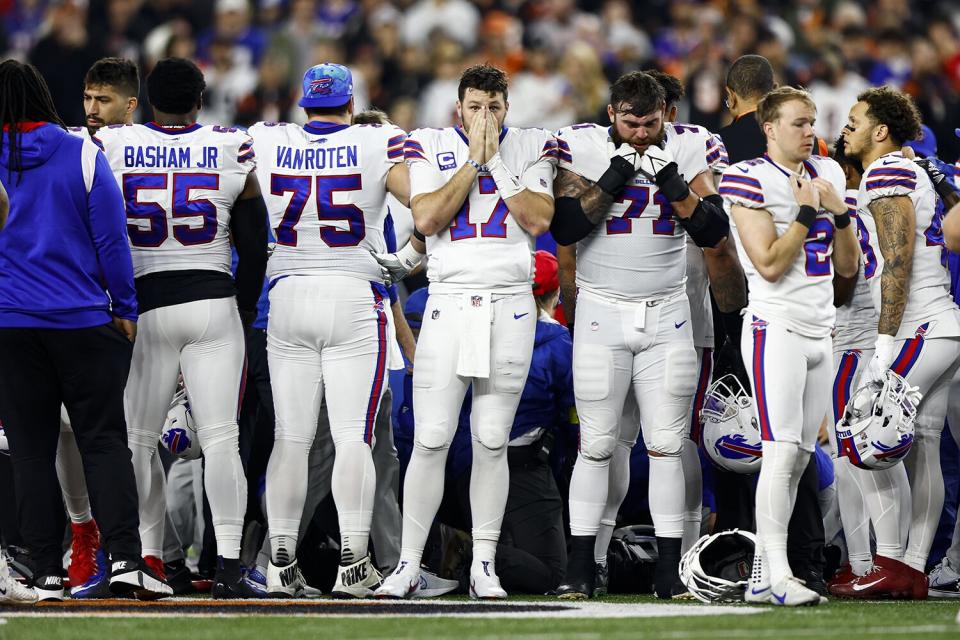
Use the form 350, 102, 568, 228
2, 596, 959, 640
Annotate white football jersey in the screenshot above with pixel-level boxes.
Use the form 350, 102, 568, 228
680, 125, 729, 347
857, 151, 959, 337
557, 122, 710, 301
94, 122, 255, 277
834, 189, 878, 350
67, 126, 92, 141
406, 126, 556, 293
248, 121, 405, 282
721, 154, 846, 337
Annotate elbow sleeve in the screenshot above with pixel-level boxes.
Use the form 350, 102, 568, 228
550, 197, 598, 245
679, 194, 729, 248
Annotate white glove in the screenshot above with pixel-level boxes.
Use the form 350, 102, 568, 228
606, 139, 644, 172
371, 241, 424, 284
0, 424, 7, 453
864, 334, 897, 387
637, 144, 676, 180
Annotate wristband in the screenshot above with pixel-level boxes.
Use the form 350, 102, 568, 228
413, 227, 425, 242
486, 153, 524, 200
796, 205, 818, 229
834, 212, 851, 229
465, 159, 483, 172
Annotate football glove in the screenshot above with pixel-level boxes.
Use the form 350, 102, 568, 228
371, 242, 424, 285
597, 140, 643, 196
863, 333, 897, 387
637, 144, 690, 203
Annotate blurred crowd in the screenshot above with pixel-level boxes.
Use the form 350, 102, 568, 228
3, 0, 960, 160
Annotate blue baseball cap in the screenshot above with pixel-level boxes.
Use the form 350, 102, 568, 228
906, 124, 937, 158
298, 63, 353, 108
404, 287, 429, 330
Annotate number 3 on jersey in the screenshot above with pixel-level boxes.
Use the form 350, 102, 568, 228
271, 174, 365, 247
450, 176, 509, 240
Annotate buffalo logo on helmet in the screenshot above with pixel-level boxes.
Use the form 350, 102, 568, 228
871, 433, 915, 462
713, 433, 763, 461
162, 427, 193, 456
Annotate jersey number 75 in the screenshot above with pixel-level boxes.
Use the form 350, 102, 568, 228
271, 174, 365, 247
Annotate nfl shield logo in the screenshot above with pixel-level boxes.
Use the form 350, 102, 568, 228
471, 295, 483, 308
432, 309, 440, 320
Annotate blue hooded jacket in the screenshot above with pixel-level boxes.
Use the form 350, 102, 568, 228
0, 123, 136, 328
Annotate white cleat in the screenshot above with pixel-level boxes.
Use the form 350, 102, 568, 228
0, 552, 37, 605
331, 556, 383, 599
744, 546, 771, 604
768, 576, 826, 606
469, 561, 507, 600
412, 569, 459, 599
266, 559, 314, 598
374, 561, 420, 599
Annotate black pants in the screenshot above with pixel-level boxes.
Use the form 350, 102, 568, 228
0, 325, 141, 575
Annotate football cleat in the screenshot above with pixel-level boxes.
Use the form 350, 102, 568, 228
164, 559, 196, 595
374, 561, 420, 599
469, 560, 507, 600
34, 574, 65, 602
68, 519, 101, 589
768, 576, 826, 606
929, 557, 960, 599
109, 558, 173, 600
744, 545, 771, 604
829, 555, 915, 599
212, 575, 266, 599
827, 563, 857, 591
412, 569, 459, 598
70, 550, 109, 599
654, 537, 682, 600
593, 563, 609, 597
331, 556, 383, 599
143, 555, 167, 582
0, 552, 36, 605
266, 559, 317, 598
556, 541, 594, 600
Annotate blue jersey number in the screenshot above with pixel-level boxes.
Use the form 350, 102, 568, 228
449, 176, 509, 241
122, 173, 218, 247
271, 173, 365, 248
804, 217, 834, 277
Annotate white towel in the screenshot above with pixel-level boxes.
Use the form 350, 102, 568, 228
456, 291, 492, 378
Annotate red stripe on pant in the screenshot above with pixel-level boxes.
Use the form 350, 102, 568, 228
752, 328, 773, 441
363, 288, 389, 445
832, 352, 857, 424
689, 348, 712, 443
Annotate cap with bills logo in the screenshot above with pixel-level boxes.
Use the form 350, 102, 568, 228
299, 63, 353, 108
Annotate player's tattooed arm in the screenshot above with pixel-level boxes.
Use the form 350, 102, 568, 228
555, 168, 614, 223
703, 235, 746, 313
870, 195, 915, 336
556, 244, 578, 326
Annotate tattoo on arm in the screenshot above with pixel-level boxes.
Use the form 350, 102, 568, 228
710, 264, 747, 312
870, 196, 914, 336
555, 168, 614, 224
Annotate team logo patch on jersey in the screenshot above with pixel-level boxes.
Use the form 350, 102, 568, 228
539, 178, 548, 188
373, 299, 385, 312
437, 151, 457, 171
471, 295, 483, 308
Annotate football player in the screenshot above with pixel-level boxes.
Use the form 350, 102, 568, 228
248, 64, 415, 598
720, 87, 859, 606
834, 87, 960, 598
93, 58, 268, 598
375, 64, 556, 600
549, 71, 733, 600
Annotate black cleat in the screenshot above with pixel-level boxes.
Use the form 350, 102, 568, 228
212, 576, 266, 599
654, 537, 681, 600
594, 562, 609, 597
557, 536, 595, 600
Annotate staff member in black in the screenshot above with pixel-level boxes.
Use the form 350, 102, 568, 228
0, 60, 170, 601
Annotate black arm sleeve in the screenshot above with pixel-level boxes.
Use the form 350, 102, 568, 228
230, 196, 268, 312
550, 197, 600, 246
678, 193, 729, 248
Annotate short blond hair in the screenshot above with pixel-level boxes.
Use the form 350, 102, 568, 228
757, 86, 816, 125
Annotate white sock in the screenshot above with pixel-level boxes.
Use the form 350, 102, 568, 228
569, 455, 610, 536
756, 441, 802, 585
56, 428, 93, 524
594, 443, 631, 562
680, 438, 702, 554
398, 444, 449, 568
332, 441, 376, 565
200, 421, 246, 560
904, 428, 944, 571
470, 438, 509, 565
835, 457, 872, 573
128, 428, 166, 559
648, 454, 684, 539
265, 432, 313, 565
857, 463, 903, 561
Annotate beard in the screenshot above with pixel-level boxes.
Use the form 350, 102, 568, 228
611, 117, 666, 149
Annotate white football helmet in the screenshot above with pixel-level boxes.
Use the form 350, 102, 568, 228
836, 370, 921, 470
680, 529, 757, 603
700, 375, 762, 474
160, 388, 201, 460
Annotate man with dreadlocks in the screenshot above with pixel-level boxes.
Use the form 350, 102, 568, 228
0, 59, 172, 602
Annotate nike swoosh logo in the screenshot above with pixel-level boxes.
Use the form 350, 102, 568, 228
882, 159, 900, 165
852, 578, 884, 591
750, 587, 769, 595
737, 166, 750, 173
514, 313, 529, 320
675, 321, 687, 329
772, 591, 787, 604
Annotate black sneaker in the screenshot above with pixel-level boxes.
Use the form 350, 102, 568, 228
212, 575, 266, 599
654, 537, 681, 600
164, 559, 195, 595
34, 574, 64, 601
594, 563, 609, 597
109, 559, 173, 600
557, 536, 595, 600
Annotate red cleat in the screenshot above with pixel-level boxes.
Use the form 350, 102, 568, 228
144, 555, 167, 582
68, 519, 101, 588
830, 556, 915, 599
827, 563, 856, 592
907, 564, 928, 600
